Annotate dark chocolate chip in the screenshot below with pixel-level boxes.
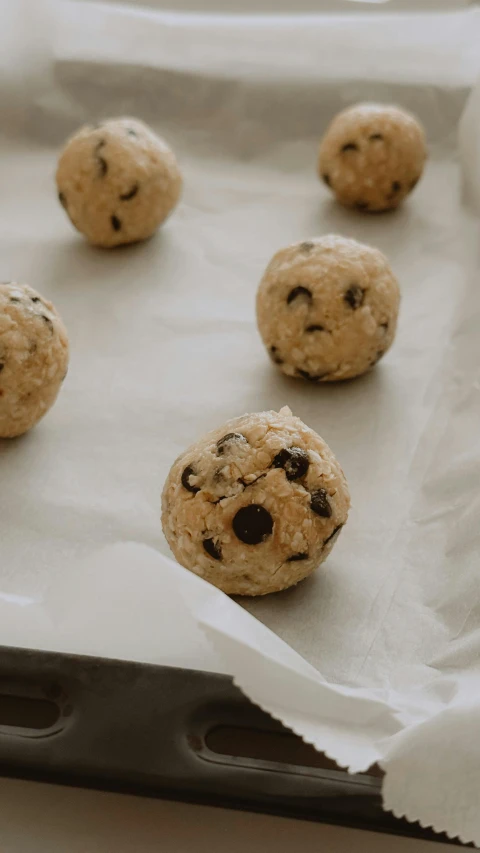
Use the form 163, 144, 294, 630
322, 173, 331, 186
287, 553, 308, 562
9, 297, 21, 303
305, 324, 324, 333
287, 286, 312, 305
0, 362, 4, 373
95, 139, 108, 177
355, 201, 369, 211
119, 183, 139, 201
41, 315, 54, 331
111, 215, 122, 231
300, 241, 314, 252
380, 321, 389, 331
126, 128, 137, 137
344, 285, 365, 309
369, 133, 383, 141
232, 504, 273, 545
323, 524, 343, 546
391, 181, 402, 193
58, 191, 67, 208
273, 447, 309, 481
341, 142, 358, 153
296, 368, 328, 382
97, 157, 108, 176
269, 346, 284, 365
31, 297, 42, 303
181, 464, 200, 494
203, 538, 222, 561
216, 432, 247, 455
310, 488, 332, 518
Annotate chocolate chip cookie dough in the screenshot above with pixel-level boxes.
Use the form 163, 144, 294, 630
56, 117, 182, 248
257, 235, 400, 382
0, 283, 69, 438
162, 407, 350, 596
318, 103, 427, 212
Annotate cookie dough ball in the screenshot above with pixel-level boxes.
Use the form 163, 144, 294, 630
56, 117, 182, 248
162, 406, 350, 596
256, 235, 400, 382
0, 283, 69, 438
318, 103, 427, 212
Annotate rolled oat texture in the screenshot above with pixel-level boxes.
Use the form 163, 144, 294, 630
162, 406, 350, 596
56, 117, 182, 248
256, 235, 400, 382
318, 103, 427, 212
0, 283, 69, 438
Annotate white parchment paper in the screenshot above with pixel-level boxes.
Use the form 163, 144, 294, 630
2, 0, 480, 844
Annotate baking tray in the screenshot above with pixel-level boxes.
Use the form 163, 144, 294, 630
0, 645, 460, 844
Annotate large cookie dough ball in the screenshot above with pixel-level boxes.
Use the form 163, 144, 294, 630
256, 235, 400, 382
162, 406, 350, 596
56, 117, 182, 248
0, 283, 69, 438
318, 103, 427, 212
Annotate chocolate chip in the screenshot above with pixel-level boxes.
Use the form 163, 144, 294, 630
31, 297, 42, 303
273, 447, 309, 481
287, 553, 308, 562
9, 297, 20, 303
310, 488, 332, 518
269, 346, 284, 365
300, 241, 314, 252
323, 524, 343, 545
41, 315, 54, 331
355, 201, 369, 211
94, 139, 108, 177
216, 432, 247, 455
96, 157, 107, 177
0, 362, 4, 373
322, 173, 331, 186
369, 133, 383, 141
341, 142, 358, 153
344, 285, 365, 309
119, 184, 139, 201
126, 128, 137, 137
203, 538, 222, 561
181, 465, 200, 494
29, 341, 37, 354
391, 181, 401, 193
296, 368, 328, 382
380, 321, 389, 331
305, 324, 324, 333
232, 504, 273, 545
58, 191, 67, 208
287, 286, 312, 305
111, 215, 122, 231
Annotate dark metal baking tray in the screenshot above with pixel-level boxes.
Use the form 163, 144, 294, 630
0, 645, 462, 845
